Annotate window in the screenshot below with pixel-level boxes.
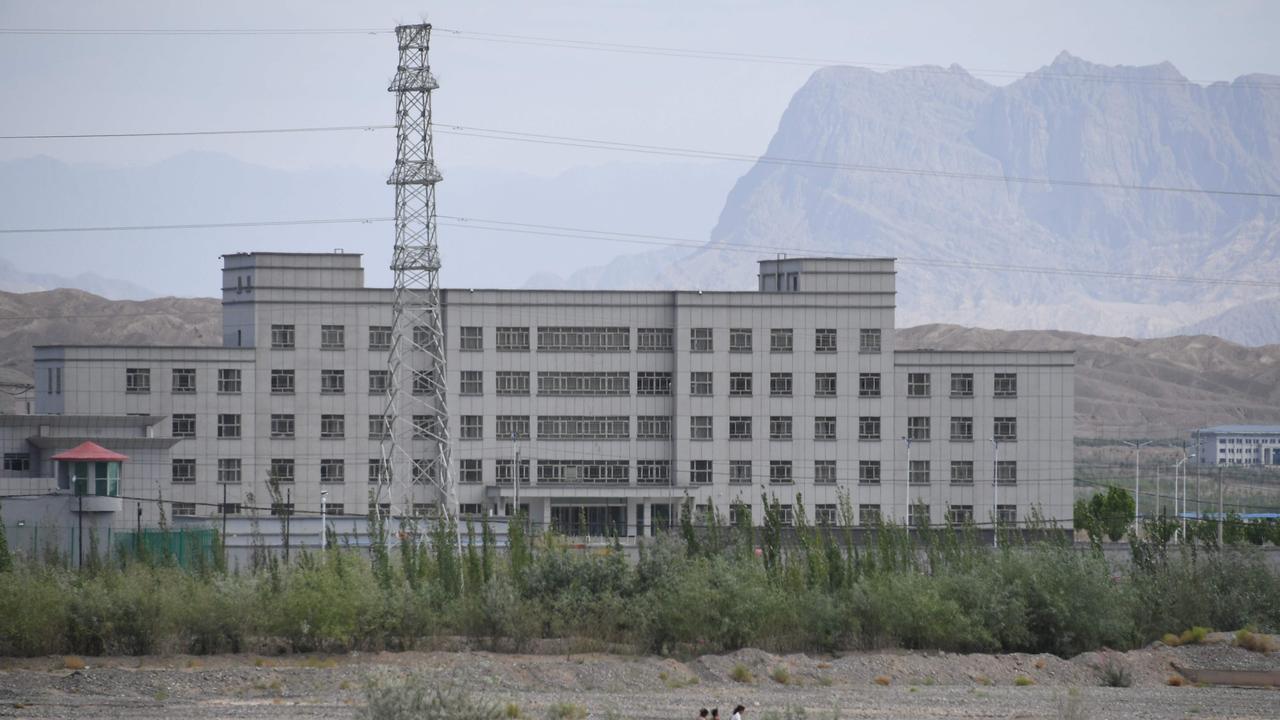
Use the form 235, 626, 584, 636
320, 414, 345, 439
322, 502, 345, 516
271, 503, 295, 517
858, 460, 881, 485
858, 416, 881, 440
815, 373, 837, 397
729, 328, 753, 353
950, 460, 974, 484
690, 327, 713, 352
636, 460, 671, 485
368, 325, 392, 350
816, 503, 838, 526
907, 416, 931, 441
948, 505, 974, 524
637, 416, 672, 440
769, 416, 792, 440
690, 460, 712, 485
907, 372, 931, 397
270, 369, 295, 394
368, 415, 390, 439
412, 370, 439, 395
636, 372, 673, 396
459, 459, 482, 484
217, 458, 242, 484
369, 370, 390, 395
815, 328, 837, 353
270, 414, 294, 439
172, 502, 197, 517
858, 373, 881, 398
171, 368, 196, 393
690, 416, 713, 440
496, 415, 530, 440
496, 371, 530, 396
218, 503, 242, 515
320, 369, 345, 394
271, 324, 295, 349
769, 460, 793, 484
994, 417, 1018, 441
859, 328, 882, 353
412, 415, 441, 439
909, 460, 930, 485
815, 416, 837, 440
996, 505, 1017, 525
412, 325, 436, 350
217, 368, 241, 393
950, 416, 974, 441
859, 504, 882, 525
814, 460, 836, 485
729, 372, 753, 396
172, 414, 196, 438
770, 372, 793, 397
729, 461, 752, 484
910, 504, 931, 528
637, 327, 673, 352
459, 370, 482, 395
537, 371, 629, 396
320, 459, 345, 483
171, 459, 195, 483
770, 328, 794, 353
690, 371, 712, 396
320, 324, 345, 349
537, 460, 629, 484
460, 415, 482, 440
217, 414, 241, 439
950, 372, 974, 397
460, 326, 483, 351
368, 459, 387, 484
537, 326, 629, 352
495, 459, 531, 485
776, 505, 795, 526
495, 326, 530, 351
996, 461, 1018, 485
994, 373, 1018, 398
411, 502, 438, 517
537, 416, 629, 440
271, 459, 295, 483
125, 368, 151, 393
729, 416, 752, 440
2, 452, 30, 472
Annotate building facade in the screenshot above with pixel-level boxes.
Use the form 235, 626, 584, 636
1193, 425, 1280, 466
1, 252, 1074, 539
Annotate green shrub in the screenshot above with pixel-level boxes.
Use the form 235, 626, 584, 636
1179, 626, 1211, 645
1235, 629, 1277, 653
358, 678, 502, 720
1096, 656, 1132, 688
544, 701, 587, 720
1014, 675, 1034, 686
770, 665, 791, 684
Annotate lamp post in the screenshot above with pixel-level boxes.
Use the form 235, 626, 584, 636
1122, 440, 1151, 530
992, 438, 1000, 549
319, 490, 328, 551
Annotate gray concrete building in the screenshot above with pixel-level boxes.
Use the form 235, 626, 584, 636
1192, 425, 1280, 466
0, 252, 1073, 543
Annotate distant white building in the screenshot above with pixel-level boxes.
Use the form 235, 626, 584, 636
1193, 425, 1280, 466
1, 252, 1074, 550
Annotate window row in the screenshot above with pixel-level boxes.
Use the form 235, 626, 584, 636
455, 326, 884, 354
905, 372, 1019, 398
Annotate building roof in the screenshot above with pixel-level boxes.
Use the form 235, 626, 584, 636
1196, 425, 1280, 435
50, 441, 129, 462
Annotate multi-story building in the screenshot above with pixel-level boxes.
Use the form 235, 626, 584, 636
0, 252, 1074, 539
1192, 425, 1280, 466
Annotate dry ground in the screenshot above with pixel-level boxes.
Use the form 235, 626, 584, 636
1, 641, 1277, 719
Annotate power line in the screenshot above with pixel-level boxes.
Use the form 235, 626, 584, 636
5, 121, 1278, 201
0, 27, 389, 36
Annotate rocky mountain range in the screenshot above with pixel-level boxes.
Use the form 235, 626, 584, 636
2, 289, 1278, 438
556, 53, 1280, 346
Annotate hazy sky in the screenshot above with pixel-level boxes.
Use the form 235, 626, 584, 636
2, 0, 1277, 174
0, 1, 1278, 295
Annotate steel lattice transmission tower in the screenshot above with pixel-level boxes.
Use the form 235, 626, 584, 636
377, 23, 455, 524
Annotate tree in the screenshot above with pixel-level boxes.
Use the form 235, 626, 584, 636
0, 501, 12, 572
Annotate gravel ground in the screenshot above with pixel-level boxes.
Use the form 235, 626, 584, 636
0, 640, 1277, 719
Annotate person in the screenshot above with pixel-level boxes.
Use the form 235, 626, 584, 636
711, 709, 720, 720
699, 710, 709, 719
732, 705, 746, 720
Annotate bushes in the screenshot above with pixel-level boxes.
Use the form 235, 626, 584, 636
358, 678, 502, 720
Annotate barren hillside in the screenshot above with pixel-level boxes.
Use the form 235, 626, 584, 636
1, 290, 1277, 438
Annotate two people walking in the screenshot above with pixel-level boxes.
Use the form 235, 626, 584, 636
700, 705, 746, 720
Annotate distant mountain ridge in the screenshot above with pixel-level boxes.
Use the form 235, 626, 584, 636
556, 52, 1280, 345
2, 289, 1278, 437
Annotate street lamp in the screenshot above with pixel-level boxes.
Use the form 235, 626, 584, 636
319, 489, 328, 550
1122, 440, 1151, 529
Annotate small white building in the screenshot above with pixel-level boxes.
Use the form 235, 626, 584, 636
1193, 425, 1280, 466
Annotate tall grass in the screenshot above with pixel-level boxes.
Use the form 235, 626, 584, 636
0, 516, 1277, 658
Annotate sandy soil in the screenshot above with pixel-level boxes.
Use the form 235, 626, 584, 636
1, 641, 1277, 719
